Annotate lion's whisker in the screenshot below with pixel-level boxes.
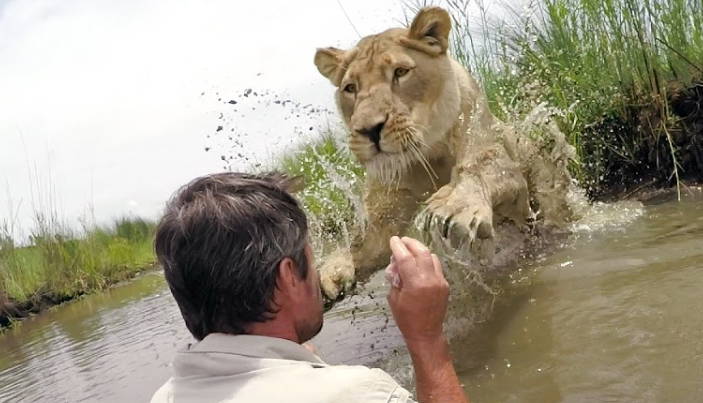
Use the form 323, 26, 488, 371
409, 142, 438, 189
411, 124, 432, 146
403, 128, 438, 186
408, 127, 431, 152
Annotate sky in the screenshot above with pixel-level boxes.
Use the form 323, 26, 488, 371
0, 0, 509, 241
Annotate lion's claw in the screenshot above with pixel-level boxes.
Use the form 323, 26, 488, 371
419, 184, 495, 263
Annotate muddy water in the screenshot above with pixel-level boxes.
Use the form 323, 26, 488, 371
0, 189, 701, 403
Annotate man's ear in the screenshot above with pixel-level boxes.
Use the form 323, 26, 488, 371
314, 47, 345, 86
276, 257, 299, 297
402, 6, 452, 56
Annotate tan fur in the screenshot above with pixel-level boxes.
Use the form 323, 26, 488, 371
313, 7, 575, 302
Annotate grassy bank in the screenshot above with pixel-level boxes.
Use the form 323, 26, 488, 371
255, 127, 366, 241
443, 0, 703, 200
0, 217, 157, 329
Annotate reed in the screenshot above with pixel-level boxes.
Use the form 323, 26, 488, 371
437, 0, 703, 198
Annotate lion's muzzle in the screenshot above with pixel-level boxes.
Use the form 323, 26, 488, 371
354, 115, 387, 151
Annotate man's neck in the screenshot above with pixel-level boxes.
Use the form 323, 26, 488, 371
245, 319, 299, 344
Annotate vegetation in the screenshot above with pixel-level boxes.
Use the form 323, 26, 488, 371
440, 0, 703, 199
0, 214, 157, 329
268, 127, 366, 239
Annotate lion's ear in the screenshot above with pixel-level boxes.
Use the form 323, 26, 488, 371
284, 175, 307, 194
405, 7, 451, 56
314, 47, 344, 86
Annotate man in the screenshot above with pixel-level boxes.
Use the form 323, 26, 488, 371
150, 171, 469, 403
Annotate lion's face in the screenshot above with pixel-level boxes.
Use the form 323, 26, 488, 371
314, 7, 461, 184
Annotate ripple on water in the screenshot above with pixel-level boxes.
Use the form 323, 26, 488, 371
0, 273, 194, 403
459, 192, 703, 403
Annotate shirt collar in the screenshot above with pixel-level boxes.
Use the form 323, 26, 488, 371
181, 333, 328, 366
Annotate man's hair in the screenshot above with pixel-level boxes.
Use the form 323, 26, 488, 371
153, 171, 309, 340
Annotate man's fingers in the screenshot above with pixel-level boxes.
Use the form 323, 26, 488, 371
386, 281, 400, 306
390, 236, 419, 279
401, 237, 434, 275
431, 253, 447, 285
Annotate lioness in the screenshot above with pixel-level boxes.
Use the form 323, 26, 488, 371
313, 6, 574, 305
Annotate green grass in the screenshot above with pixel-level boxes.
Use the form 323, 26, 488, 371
0, 153, 159, 327
265, 127, 366, 240
0, 217, 157, 305
439, 0, 703, 199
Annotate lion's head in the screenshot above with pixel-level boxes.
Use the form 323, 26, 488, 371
314, 7, 464, 184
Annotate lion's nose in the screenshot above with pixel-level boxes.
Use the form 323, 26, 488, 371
356, 119, 386, 148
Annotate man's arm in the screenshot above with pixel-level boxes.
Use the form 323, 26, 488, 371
406, 337, 467, 403
385, 236, 469, 403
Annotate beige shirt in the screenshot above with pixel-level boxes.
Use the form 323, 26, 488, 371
150, 333, 415, 403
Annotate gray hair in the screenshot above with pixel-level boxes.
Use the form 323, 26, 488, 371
153, 171, 309, 340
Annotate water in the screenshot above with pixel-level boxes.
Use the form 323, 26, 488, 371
0, 188, 701, 403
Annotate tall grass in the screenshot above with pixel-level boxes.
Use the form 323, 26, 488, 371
263, 127, 366, 243
1, 156, 157, 326
0, 216, 157, 305
437, 0, 703, 198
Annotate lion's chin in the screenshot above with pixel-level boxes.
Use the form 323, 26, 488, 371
363, 151, 417, 185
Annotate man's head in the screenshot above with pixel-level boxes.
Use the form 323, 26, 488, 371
153, 171, 324, 343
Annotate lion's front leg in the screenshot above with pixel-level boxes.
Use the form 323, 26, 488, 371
319, 183, 420, 306
420, 143, 531, 263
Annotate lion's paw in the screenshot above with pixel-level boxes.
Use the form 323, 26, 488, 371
318, 251, 356, 309
419, 183, 495, 263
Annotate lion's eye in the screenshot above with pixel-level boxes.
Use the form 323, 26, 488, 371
343, 83, 357, 93
394, 68, 409, 78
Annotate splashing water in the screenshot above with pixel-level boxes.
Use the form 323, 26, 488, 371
566, 186, 645, 235
206, 78, 651, 393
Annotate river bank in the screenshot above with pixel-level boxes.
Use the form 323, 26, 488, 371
0, 217, 157, 330
449, 0, 703, 200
